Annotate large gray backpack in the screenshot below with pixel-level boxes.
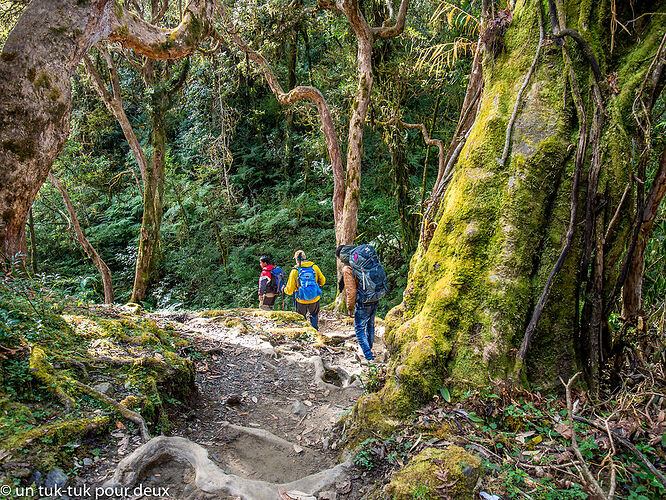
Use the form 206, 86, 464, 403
349, 244, 388, 303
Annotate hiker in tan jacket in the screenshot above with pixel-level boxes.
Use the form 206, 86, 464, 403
336, 245, 378, 362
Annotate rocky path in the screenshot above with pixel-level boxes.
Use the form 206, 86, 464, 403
83, 308, 386, 500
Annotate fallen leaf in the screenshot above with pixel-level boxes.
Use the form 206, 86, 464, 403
554, 422, 572, 440
293, 444, 304, 453
251, 396, 258, 403
303, 400, 313, 407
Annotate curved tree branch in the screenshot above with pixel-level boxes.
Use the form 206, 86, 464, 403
217, 11, 345, 229
83, 49, 149, 185
48, 173, 114, 304
372, 0, 409, 39
108, 0, 216, 59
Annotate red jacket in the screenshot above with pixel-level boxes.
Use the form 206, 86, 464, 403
258, 265, 275, 296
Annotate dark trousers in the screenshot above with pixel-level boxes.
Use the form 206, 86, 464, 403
296, 300, 320, 330
260, 293, 277, 309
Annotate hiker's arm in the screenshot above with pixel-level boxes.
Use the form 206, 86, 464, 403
314, 265, 326, 286
283, 270, 297, 295
258, 275, 268, 296
342, 266, 356, 314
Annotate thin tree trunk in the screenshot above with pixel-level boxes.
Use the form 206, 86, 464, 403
622, 145, 666, 319
131, 96, 167, 303
28, 207, 38, 274
48, 173, 114, 304
421, 92, 442, 211
285, 30, 298, 172
389, 129, 419, 255
84, 50, 149, 182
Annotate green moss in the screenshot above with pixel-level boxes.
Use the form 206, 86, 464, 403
267, 326, 317, 339
48, 88, 61, 101
385, 446, 482, 499
34, 72, 51, 89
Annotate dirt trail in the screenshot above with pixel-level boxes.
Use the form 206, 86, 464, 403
83, 308, 386, 499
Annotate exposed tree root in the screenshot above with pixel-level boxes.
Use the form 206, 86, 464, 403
29, 347, 76, 412
69, 379, 151, 442
310, 356, 357, 391
16, 416, 109, 448
29, 347, 151, 442
103, 436, 353, 500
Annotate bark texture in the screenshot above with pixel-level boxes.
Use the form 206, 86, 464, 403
348, 0, 666, 436
0, 0, 214, 264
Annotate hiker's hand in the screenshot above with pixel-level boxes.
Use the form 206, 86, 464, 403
259, 295, 264, 301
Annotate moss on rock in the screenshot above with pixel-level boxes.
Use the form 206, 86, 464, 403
385, 446, 482, 499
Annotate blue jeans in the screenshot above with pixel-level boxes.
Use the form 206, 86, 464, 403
354, 302, 378, 360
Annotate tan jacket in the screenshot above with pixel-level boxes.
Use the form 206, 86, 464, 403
342, 265, 358, 313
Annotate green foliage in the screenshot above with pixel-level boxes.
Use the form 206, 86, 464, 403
354, 437, 380, 469
23, 0, 477, 317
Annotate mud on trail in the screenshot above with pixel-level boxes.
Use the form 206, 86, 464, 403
82, 308, 388, 500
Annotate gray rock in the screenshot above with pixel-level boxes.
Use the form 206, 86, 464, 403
291, 401, 308, 416
45, 467, 68, 489
29, 470, 43, 486
83, 458, 93, 467
319, 491, 337, 500
93, 382, 112, 395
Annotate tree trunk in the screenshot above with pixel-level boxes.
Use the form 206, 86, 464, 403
285, 30, 298, 172
622, 145, 666, 320
28, 208, 37, 274
319, 0, 410, 245
0, 0, 213, 264
48, 173, 114, 304
389, 129, 419, 256
131, 94, 167, 303
349, 0, 666, 433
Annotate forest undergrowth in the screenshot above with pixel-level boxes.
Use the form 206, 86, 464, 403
345, 302, 666, 499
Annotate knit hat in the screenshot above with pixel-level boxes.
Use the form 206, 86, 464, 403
294, 250, 306, 261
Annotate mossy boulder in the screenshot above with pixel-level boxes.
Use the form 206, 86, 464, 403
385, 446, 482, 499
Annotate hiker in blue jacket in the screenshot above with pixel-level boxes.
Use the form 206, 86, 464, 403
284, 250, 325, 330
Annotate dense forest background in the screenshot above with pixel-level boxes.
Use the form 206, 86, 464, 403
4, 0, 479, 313
2, 0, 663, 321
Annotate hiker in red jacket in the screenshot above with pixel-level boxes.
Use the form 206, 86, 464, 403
258, 255, 278, 310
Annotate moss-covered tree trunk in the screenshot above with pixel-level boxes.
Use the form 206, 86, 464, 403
389, 128, 419, 256
131, 102, 167, 304
130, 59, 189, 303
351, 0, 666, 428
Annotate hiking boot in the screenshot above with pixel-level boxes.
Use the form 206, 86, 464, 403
360, 357, 375, 367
